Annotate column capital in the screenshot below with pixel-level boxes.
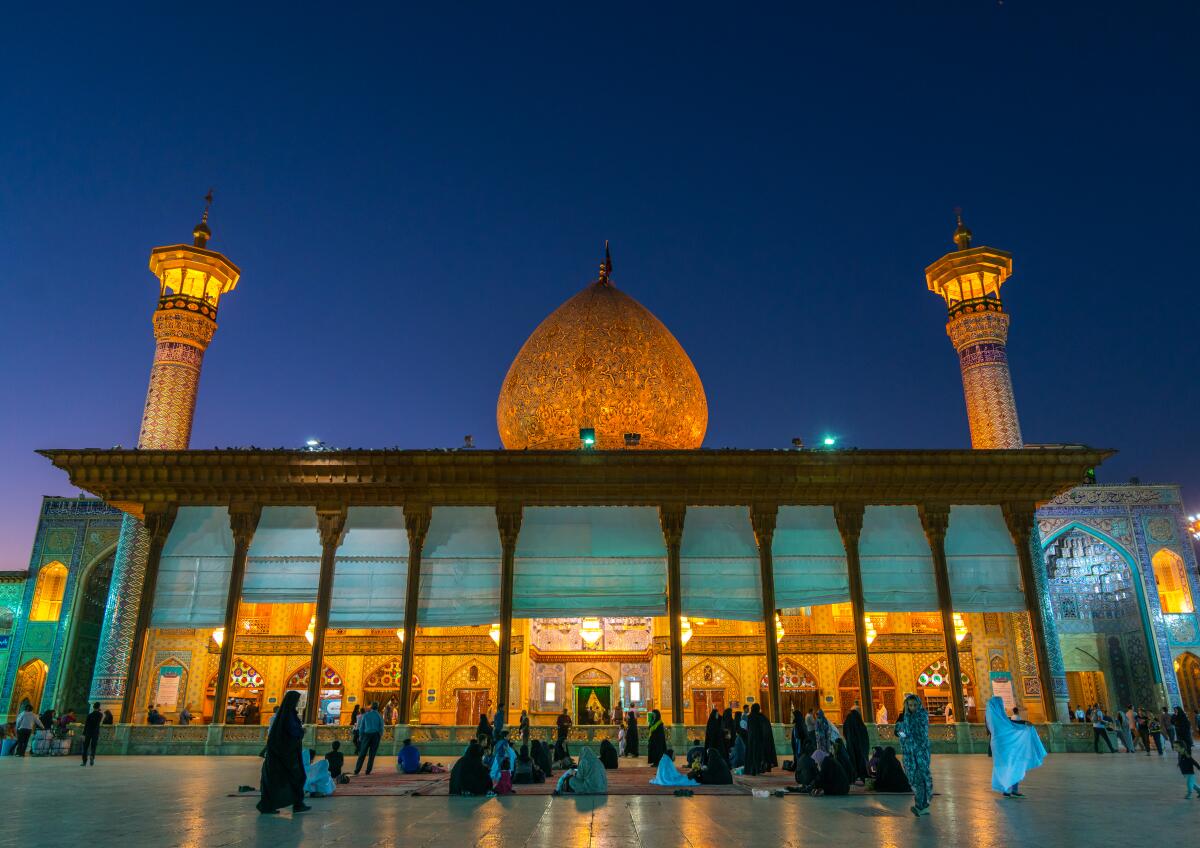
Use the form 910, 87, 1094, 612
918, 502, 951, 545
228, 503, 262, 548
659, 504, 686, 548
142, 503, 179, 545
1001, 502, 1036, 546
750, 503, 778, 548
833, 502, 865, 542
495, 503, 523, 549
315, 506, 348, 549
404, 503, 432, 549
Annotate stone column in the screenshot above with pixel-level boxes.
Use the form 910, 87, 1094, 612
397, 504, 431, 725
495, 504, 523, 719
835, 503, 873, 719
119, 505, 178, 721
751, 504, 782, 724
212, 504, 262, 723
1004, 504, 1066, 722
659, 505, 686, 736
919, 503, 967, 723
305, 507, 348, 724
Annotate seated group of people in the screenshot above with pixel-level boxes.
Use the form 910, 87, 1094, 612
449, 732, 634, 796
649, 744, 734, 787
791, 740, 911, 797
303, 736, 447, 798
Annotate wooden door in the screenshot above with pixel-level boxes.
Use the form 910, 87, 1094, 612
691, 689, 724, 725
455, 689, 491, 726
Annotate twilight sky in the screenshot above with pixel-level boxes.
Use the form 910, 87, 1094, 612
1, 3, 1197, 570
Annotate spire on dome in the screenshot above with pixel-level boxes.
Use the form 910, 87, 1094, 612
952, 208, 972, 251
598, 240, 613, 285
193, 189, 214, 248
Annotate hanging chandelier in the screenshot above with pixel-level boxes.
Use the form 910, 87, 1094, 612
211, 627, 225, 648
580, 617, 603, 645
953, 612, 968, 644
395, 628, 405, 642
775, 612, 785, 644
304, 615, 316, 646
489, 623, 501, 645
680, 616, 694, 646
864, 614, 877, 646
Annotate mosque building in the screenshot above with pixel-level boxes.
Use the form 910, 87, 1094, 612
2, 205, 1198, 755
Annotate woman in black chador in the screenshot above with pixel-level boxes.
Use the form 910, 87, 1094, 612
449, 740, 493, 796
743, 703, 774, 776
625, 709, 640, 758
703, 708, 723, 758
842, 707, 871, 783
646, 709, 668, 767
256, 690, 309, 815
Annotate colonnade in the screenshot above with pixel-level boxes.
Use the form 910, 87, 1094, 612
120, 500, 1058, 725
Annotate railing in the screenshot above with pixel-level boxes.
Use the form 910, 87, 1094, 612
947, 294, 1003, 319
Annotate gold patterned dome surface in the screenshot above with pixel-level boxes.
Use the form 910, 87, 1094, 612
497, 263, 708, 451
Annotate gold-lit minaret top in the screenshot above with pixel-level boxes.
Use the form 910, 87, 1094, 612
137, 192, 241, 449
924, 213, 1023, 449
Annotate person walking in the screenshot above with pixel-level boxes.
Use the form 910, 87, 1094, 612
14, 701, 43, 756
1136, 709, 1153, 756
81, 702, 103, 766
1114, 709, 1135, 754
1176, 741, 1200, 799
256, 690, 309, 815
1171, 707, 1193, 752
985, 696, 1046, 797
896, 694, 932, 817
625, 708, 640, 758
1092, 707, 1116, 753
353, 702, 384, 776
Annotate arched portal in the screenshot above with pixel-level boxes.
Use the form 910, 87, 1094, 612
1177, 652, 1200, 719
572, 668, 613, 726
30, 562, 67, 621
8, 659, 48, 716
915, 656, 975, 721
761, 658, 820, 719
838, 662, 896, 722
204, 658, 265, 723
362, 657, 421, 723
285, 663, 345, 725
58, 547, 116, 713
1153, 549, 1194, 614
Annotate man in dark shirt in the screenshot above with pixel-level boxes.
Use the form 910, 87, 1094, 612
324, 740, 345, 779
82, 702, 103, 766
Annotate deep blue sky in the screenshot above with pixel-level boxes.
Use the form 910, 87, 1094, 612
2, 3, 1197, 570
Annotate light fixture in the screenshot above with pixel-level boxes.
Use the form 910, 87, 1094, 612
775, 612, 785, 644
304, 615, 316, 646
680, 616, 694, 646
580, 617, 603, 645
212, 627, 225, 648
864, 614, 877, 646
822, 436, 837, 447
579, 427, 596, 449
305, 438, 320, 447
489, 623, 501, 645
953, 612, 968, 644
395, 628, 405, 642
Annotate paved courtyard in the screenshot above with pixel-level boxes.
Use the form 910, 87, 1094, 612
0, 752, 1194, 847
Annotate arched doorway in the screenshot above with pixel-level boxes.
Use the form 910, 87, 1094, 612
916, 657, 975, 721
1177, 652, 1200, 718
685, 659, 738, 724
761, 658, 819, 718
838, 662, 896, 722
8, 659, 48, 716
58, 549, 116, 713
286, 663, 345, 725
362, 657, 421, 723
446, 659, 496, 725
573, 668, 613, 725
204, 658, 265, 723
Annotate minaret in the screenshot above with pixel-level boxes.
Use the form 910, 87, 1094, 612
89, 195, 241, 715
924, 214, 1023, 449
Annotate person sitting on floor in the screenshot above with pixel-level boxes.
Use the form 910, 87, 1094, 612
531, 739, 554, 777
794, 745, 820, 792
449, 740, 493, 796
870, 746, 911, 793
692, 748, 733, 785
555, 747, 608, 795
553, 736, 575, 770
304, 749, 337, 797
650, 749, 700, 787
810, 747, 851, 796
398, 737, 422, 774
493, 755, 515, 795
599, 738, 620, 770
513, 743, 545, 783
832, 738, 856, 786
490, 730, 515, 783
325, 740, 346, 782
867, 745, 883, 778
686, 739, 706, 770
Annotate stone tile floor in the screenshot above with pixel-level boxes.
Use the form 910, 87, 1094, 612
0, 752, 1195, 847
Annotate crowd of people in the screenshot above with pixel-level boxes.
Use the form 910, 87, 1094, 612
1068, 702, 1196, 756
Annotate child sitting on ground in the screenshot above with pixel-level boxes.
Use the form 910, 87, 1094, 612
492, 756, 515, 795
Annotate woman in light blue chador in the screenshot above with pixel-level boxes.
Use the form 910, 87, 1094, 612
895, 693, 932, 817
985, 696, 1046, 797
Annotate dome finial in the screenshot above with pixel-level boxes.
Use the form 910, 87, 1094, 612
952, 207, 972, 250
598, 240, 613, 285
193, 188, 214, 248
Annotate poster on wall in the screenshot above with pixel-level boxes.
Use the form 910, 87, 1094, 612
990, 671, 1016, 715
156, 666, 183, 708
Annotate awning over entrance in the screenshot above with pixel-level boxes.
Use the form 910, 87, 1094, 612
945, 505, 1024, 611
329, 506, 409, 628
243, 507, 322, 603
419, 507, 501, 626
773, 506, 851, 608
680, 506, 761, 621
860, 506, 939, 611
152, 506, 234, 628
515, 507, 666, 617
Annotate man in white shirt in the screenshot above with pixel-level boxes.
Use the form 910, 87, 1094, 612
14, 703, 44, 756
1092, 708, 1116, 753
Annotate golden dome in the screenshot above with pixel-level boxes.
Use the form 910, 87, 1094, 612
497, 256, 707, 450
